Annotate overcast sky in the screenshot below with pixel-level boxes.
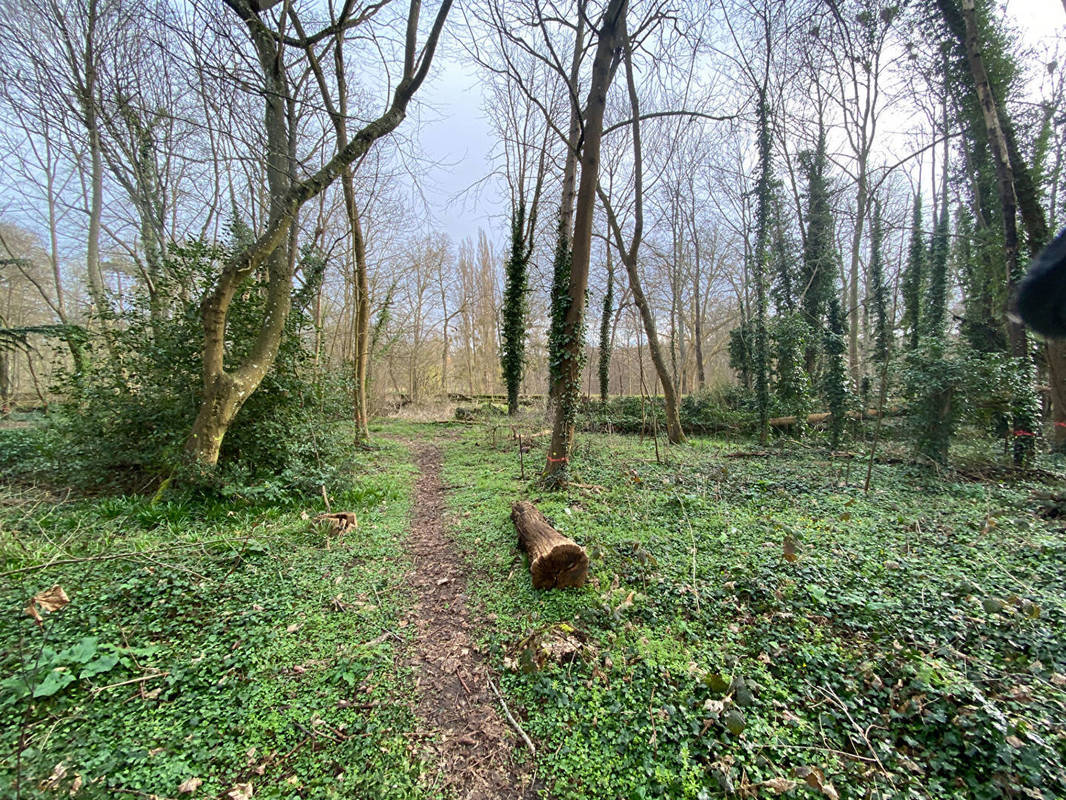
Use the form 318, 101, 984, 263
414, 0, 1066, 250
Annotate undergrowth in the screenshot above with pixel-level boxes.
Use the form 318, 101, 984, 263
439, 424, 1066, 800
0, 437, 423, 799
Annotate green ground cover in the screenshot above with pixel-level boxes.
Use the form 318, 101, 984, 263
1, 432, 424, 799
3, 418, 1064, 800
439, 423, 1066, 800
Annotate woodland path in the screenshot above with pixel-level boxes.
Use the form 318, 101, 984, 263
403, 443, 534, 799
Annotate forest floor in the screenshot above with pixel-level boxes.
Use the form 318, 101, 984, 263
2, 419, 1066, 799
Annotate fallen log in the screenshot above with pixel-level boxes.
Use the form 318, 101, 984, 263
768, 406, 904, 428
510, 501, 588, 589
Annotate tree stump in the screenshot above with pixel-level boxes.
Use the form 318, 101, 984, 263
312, 512, 358, 537
510, 501, 588, 589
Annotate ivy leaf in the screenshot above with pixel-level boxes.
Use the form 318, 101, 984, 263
62, 637, 99, 665
807, 584, 828, 604
80, 653, 120, 680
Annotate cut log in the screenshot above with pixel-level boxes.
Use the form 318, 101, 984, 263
510, 501, 588, 590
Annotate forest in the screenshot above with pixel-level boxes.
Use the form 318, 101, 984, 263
1, 0, 1065, 798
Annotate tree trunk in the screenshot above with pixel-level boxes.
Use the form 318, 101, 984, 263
352, 197, 371, 441
621, 253, 686, 443
1048, 341, 1066, 452
847, 161, 868, 387
511, 501, 588, 589
184, 17, 293, 466
183, 1, 453, 465
545, 0, 627, 481
955, 0, 1023, 354
546, 0, 587, 412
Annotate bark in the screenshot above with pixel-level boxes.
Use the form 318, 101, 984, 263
1048, 341, 1066, 451
621, 254, 686, 443
352, 197, 371, 440
545, 0, 627, 481
511, 501, 588, 589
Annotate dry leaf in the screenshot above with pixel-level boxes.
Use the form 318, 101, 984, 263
227, 783, 253, 800
783, 536, 799, 562
68, 774, 83, 795
286, 624, 300, 633
25, 585, 70, 624
760, 777, 797, 794
178, 776, 203, 794
1050, 672, 1066, 687
38, 762, 67, 790
795, 766, 838, 800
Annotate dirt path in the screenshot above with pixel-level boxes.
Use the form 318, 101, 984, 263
405, 444, 533, 799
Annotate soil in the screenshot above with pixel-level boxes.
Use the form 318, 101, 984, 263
404, 444, 535, 799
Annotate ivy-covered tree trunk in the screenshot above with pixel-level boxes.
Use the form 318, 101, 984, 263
867, 198, 890, 370
501, 201, 530, 415
800, 129, 834, 377
1048, 342, 1066, 452
546, 1, 587, 414
823, 297, 850, 450
902, 196, 926, 352
545, 0, 627, 482
598, 250, 614, 404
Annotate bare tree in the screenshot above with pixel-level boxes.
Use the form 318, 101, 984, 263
183, 0, 452, 466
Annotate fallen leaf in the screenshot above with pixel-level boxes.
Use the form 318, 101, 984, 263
1050, 672, 1066, 687
178, 776, 203, 794
794, 766, 838, 800
760, 777, 797, 794
783, 536, 800, 562
286, 624, 300, 633
25, 585, 70, 624
68, 774, 82, 795
1006, 734, 1025, 748
227, 783, 253, 800
38, 762, 67, 790
436, 578, 451, 586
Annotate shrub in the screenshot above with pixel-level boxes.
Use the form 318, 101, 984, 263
8, 239, 352, 497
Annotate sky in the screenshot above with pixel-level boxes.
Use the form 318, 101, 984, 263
414, 0, 1066, 250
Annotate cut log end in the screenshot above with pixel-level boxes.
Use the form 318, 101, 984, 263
511, 501, 589, 590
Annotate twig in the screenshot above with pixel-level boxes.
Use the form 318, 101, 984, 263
455, 669, 473, 696
320, 483, 331, 513
817, 686, 888, 777
486, 675, 536, 757
1, 538, 252, 578
91, 671, 169, 696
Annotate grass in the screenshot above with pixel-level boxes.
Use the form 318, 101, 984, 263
1, 436, 425, 799
437, 423, 1066, 800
